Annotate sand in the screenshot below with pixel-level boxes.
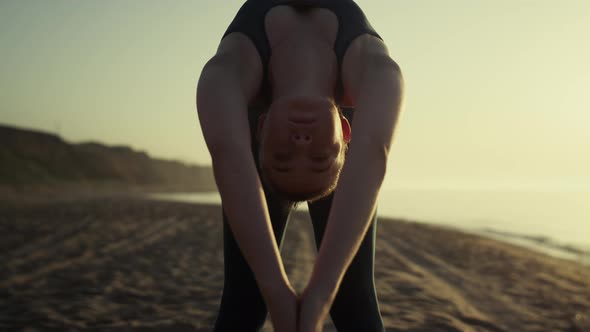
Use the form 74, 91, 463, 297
0, 195, 589, 331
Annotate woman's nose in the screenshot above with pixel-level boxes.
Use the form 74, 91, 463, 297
291, 133, 312, 145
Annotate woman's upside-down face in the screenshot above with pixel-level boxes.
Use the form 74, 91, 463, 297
257, 96, 351, 202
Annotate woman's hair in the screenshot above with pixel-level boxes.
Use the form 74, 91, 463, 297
259, 142, 348, 206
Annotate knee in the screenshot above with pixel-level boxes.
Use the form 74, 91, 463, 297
214, 291, 267, 331
329, 282, 384, 331
214, 279, 268, 331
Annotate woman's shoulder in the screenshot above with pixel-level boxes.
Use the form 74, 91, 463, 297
340, 35, 394, 105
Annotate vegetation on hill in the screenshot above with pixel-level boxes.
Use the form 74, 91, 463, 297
0, 124, 216, 192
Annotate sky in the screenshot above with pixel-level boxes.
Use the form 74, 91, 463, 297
1, 0, 589, 192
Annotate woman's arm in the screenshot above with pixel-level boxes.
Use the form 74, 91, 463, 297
196, 35, 296, 322
301, 38, 404, 320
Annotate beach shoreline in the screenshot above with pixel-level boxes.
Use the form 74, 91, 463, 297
144, 191, 590, 268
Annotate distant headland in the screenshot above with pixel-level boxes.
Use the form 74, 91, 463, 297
0, 124, 216, 193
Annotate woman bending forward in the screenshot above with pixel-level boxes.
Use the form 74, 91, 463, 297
197, 0, 404, 331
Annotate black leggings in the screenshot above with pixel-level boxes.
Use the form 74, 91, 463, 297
213, 190, 385, 332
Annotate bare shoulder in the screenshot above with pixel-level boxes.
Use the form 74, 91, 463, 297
204, 33, 263, 101
341, 35, 401, 105
215, 33, 261, 66
196, 33, 265, 153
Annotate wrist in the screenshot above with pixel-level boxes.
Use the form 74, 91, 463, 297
258, 273, 294, 301
305, 271, 340, 305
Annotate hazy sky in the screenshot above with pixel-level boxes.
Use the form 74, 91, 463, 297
1, 0, 589, 191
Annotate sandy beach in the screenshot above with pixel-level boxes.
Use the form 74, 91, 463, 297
1, 195, 589, 331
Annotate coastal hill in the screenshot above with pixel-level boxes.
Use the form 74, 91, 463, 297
0, 124, 216, 192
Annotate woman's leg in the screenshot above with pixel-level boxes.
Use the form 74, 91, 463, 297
307, 194, 385, 332
213, 190, 293, 332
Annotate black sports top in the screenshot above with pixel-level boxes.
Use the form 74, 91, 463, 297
222, 0, 382, 106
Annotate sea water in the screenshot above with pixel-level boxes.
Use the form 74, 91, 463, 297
148, 189, 590, 264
